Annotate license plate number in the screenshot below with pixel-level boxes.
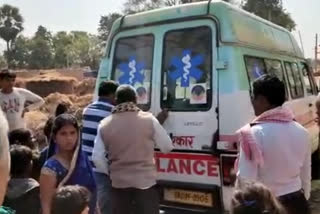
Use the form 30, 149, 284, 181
164, 188, 213, 207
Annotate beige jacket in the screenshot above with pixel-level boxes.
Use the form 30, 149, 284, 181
96, 111, 173, 189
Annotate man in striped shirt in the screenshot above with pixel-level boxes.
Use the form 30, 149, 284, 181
82, 80, 119, 214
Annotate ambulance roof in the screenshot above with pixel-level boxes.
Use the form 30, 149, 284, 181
109, 1, 304, 59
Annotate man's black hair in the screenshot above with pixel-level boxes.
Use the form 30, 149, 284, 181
43, 117, 54, 140
115, 85, 137, 104
55, 103, 68, 117
0, 69, 16, 80
252, 75, 286, 107
43, 103, 69, 140
8, 128, 36, 150
10, 145, 33, 177
98, 80, 119, 97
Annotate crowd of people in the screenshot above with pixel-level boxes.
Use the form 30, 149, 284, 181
0, 68, 316, 214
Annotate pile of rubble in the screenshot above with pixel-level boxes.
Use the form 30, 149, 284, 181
17, 70, 96, 148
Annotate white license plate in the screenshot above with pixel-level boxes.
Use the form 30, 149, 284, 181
164, 188, 213, 207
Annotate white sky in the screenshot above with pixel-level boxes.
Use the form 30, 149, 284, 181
0, 0, 319, 58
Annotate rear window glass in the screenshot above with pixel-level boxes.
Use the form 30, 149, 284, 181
245, 57, 285, 82
161, 26, 212, 111
284, 62, 304, 99
265, 59, 284, 81
244, 56, 289, 99
301, 62, 314, 96
111, 34, 154, 110
244, 57, 266, 81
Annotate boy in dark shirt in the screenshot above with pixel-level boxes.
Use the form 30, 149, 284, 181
3, 145, 40, 214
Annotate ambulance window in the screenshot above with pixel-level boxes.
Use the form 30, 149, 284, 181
284, 62, 304, 99
265, 59, 285, 81
290, 63, 304, 98
111, 34, 154, 110
161, 26, 212, 111
244, 57, 266, 82
301, 62, 314, 96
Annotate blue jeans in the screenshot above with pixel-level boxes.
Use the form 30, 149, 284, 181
94, 172, 112, 214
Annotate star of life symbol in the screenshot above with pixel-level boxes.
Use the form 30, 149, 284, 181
169, 50, 204, 87
117, 56, 145, 86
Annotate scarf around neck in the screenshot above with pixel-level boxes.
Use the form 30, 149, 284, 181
237, 106, 295, 167
112, 102, 141, 114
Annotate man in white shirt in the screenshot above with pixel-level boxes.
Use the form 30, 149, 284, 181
237, 75, 311, 214
93, 85, 173, 214
0, 69, 44, 131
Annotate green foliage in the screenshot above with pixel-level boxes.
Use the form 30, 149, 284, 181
28, 25, 54, 69
0, 54, 7, 69
7, 35, 30, 68
242, 0, 296, 31
52, 31, 101, 69
87, 34, 102, 70
52, 31, 72, 68
0, 4, 24, 66
98, 13, 122, 44
123, 0, 162, 14
0, 4, 104, 69
2, 27, 102, 69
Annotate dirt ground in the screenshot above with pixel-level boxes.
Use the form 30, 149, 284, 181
16, 69, 96, 148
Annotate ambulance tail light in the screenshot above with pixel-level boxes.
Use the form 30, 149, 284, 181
221, 155, 237, 186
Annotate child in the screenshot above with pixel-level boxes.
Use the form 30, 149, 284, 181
8, 128, 37, 150
3, 145, 41, 214
51, 185, 91, 214
231, 180, 286, 214
8, 128, 41, 181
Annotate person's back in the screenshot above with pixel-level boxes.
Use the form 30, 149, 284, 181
4, 179, 40, 214
100, 110, 155, 189
250, 121, 309, 196
82, 98, 113, 170
237, 75, 311, 214
3, 145, 40, 214
94, 85, 173, 214
82, 81, 118, 214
